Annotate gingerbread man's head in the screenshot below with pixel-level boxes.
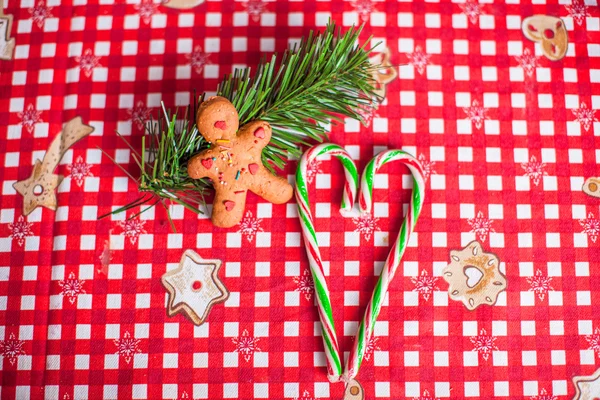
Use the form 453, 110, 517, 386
196, 96, 240, 143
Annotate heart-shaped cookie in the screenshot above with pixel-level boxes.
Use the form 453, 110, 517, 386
522, 15, 568, 61
295, 143, 426, 383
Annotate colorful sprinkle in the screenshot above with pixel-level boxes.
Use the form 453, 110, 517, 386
235, 171, 240, 180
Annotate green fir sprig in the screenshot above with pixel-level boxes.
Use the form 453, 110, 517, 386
103, 23, 380, 227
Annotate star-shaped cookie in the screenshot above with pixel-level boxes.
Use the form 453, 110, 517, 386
573, 368, 600, 400
162, 250, 228, 325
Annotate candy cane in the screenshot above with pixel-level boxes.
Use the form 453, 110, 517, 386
296, 145, 425, 384
296, 143, 359, 382
344, 150, 426, 381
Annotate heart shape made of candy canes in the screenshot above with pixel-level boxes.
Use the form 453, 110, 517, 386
295, 143, 426, 384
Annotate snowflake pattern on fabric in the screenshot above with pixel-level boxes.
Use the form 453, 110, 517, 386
128, 102, 153, 130
118, 218, 147, 245
232, 329, 261, 362
406, 46, 431, 75
565, 0, 591, 26
470, 328, 498, 361
67, 156, 93, 187
579, 212, 600, 243
352, 213, 381, 241
417, 154, 436, 181
305, 158, 322, 185
18, 104, 43, 134
521, 155, 547, 186
357, 102, 379, 127
244, 0, 268, 23
467, 211, 495, 242
363, 336, 380, 361
463, 100, 489, 129
237, 211, 263, 242
586, 327, 600, 358
515, 48, 540, 78
571, 103, 598, 132
526, 270, 554, 301
412, 390, 441, 400
0, 333, 26, 366
135, 0, 159, 24
293, 390, 319, 400
113, 331, 141, 364
186, 46, 211, 74
29, 1, 53, 28
530, 388, 558, 400
58, 272, 86, 305
411, 270, 439, 301
459, 0, 484, 24
8, 216, 34, 247
352, 0, 376, 22
76, 49, 101, 78
293, 269, 314, 301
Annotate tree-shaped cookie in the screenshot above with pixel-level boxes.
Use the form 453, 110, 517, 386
188, 97, 293, 228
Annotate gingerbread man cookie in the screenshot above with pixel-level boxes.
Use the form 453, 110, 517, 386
442, 241, 507, 310
187, 97, 293, 228
522, 15, 568, 61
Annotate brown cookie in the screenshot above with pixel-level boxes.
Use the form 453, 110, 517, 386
370, 48, 397, 101
583, 177, 600, 198
442, 241, 507, 310
13, 117, 94, 215
573, 368, 600, 399
162, 249, 229, 326
187, 96, 294, 228
343, 379, 364, 400
162, 0, 204, 8
0, 14, 15, 61
522, 15, 568, 61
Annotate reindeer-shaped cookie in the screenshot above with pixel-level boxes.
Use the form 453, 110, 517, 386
188, 97, 293, 228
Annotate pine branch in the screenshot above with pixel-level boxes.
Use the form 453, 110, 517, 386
218, 23, 378, 169
103, 22, 380, 226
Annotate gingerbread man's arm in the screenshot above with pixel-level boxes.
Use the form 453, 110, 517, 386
188, 148, 221, 180
237, 120, 271, 152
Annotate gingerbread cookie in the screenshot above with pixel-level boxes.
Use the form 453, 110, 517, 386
573, 368, 600, 400
343, 379, 364, 400
0, 2, 15, 61
162, 249, 228, 326
187, 97, 293, 228
583, 177, 600, 198
13, 117, 94, 215
442, 241, 507, 310
522, 15, 568, 61
370, 48, 397, 101
162, 0, 204, 9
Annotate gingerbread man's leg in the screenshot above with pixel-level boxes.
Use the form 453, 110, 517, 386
211, 188, 248, 228
248, 167, 294, 205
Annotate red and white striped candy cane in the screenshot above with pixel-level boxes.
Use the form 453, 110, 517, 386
295, 143, 359, 382
296, 145, 425, 384
344, 149, 426, 381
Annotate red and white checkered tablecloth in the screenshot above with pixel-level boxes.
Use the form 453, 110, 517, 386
1, 0, 600, 399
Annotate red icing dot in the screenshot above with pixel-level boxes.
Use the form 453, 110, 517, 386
254, 127, 266, 139
254, 140, 258, 144
214, 120, 227, 130
192, 281, 202, 290
528, 24, 537, 32
544, 29, 554, 39
224, 200, 235, 211
248, 163, 259, 175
